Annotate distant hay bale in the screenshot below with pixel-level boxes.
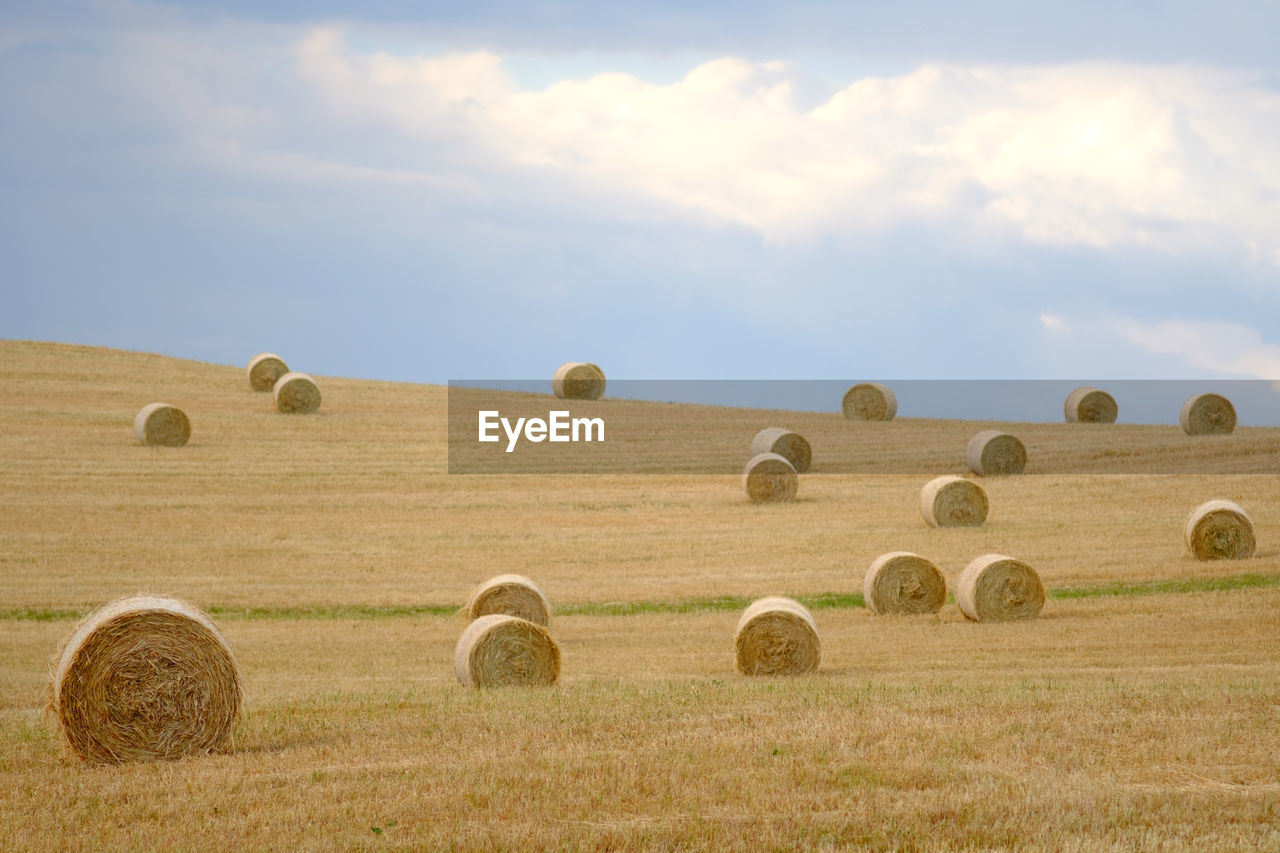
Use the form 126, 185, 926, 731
842, 382, 898, 421
955, 554, 1045, 622
966, 430, 1027, 476
1064, 386, 1118, 423
50, 594, 241, 765
749, 427, 812, 473
734, 596, 820, 675
864, 552, 947, 615
742, 453, 798, 503
466, 574, 551, 627
1180, 393, 1236, 435
134, 403, 191, 447
454, 614, 561, 687
920, 475, 988, 528
246, 353, 288, 392
552, 362, 606, 400
1185, 499, 1256, 561
273, 372, 321, 414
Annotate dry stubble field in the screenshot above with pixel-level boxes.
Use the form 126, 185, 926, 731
2, 339, 1279, 851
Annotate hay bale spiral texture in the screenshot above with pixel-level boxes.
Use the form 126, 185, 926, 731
1185, 499, 1256, 561
50, 594, 241, 764
966, 430, 1027, 476
735, 597, 820, 675
1180, 393, 1236, 435
842, 382, 898, 421
454, 614, 561, 687
955, 554, 1045, 622
864, 552, 947, 615
1064, 386, 1118, 423
552, 362, 606, 400
742, 453, 799, 503
920, 475, 988, 527
273, 371, 321, 414
134, 403, 191, 447
466, 574, 551, 627
749, 427, 812, 473
246, 352, 289, 392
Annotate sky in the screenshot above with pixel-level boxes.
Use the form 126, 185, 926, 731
2, 1, 1279, 393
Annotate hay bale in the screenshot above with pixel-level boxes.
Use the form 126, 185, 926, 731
1180, 393, 1236, 435
466, 574, 551, 627
864, 552, 947, 615
552, 362, 606, 400
273, 372, 321, 414
749, 427, 812, 473
735, 596, 820, 675
1185, 499, 1256, 560
842, 382, 898, 421
920, 475, 988, 527
134, 403, 191, 447
742, 453, 798, 503
454, 614, 561, 687
50, 594, 241, 764
955, 554, 1045, 622
966, 430, 1026, 476
246, 352, 289, 392
1064, 386, 1118, 423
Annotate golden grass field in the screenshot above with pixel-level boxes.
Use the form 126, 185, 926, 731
2, 339, 1279, 851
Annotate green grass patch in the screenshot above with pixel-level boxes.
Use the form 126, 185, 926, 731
1049, 571, 1280, 600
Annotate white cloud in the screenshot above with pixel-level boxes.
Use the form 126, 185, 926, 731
1039, 313, 1069, 332
1116, 318, 1280, 379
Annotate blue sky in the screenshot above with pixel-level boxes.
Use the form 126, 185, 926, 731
3, 1, 1279, 387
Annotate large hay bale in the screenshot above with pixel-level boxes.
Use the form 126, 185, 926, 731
454, 614, 561, 687
749, 427, 812, 473
842, 382, 898, 421
50, 594, 241, 764
246, 352, 289, 392
920, 475, 988, 527
134, 403, 191, 447
1180, 393, 1236, 435
864, 552, 947, 615
1184, 499, 1256, 560
552, 362, 606, 400
734, 596, 820, 675
273, 372, 321, 414
742, 453, 798, 503
955, 554, 1045, 622
466, 574, 551, 627
966, 430, 1026, 476
1064, 386, 1118, 423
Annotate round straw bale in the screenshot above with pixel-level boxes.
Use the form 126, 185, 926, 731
454, 614, 561, 687
966, 430, 1026, 476
466, 574, 551, 627
50, 594, 241, 764
1180, 393, 1236, 435
552, 362, 606, 400
864, 552, 947, 615
246, 352, 289, 392
920, 475, 988, 527
1184, 499, 1256, 560
1064, 386, 1118, 423
742, 453, 798, 503
955, 554, 1045, 622
735, 596, 820, 675
134, 403, 191, 447
842, 382, 898, 421
273, 371, 321, 414
749, 427, 812, 473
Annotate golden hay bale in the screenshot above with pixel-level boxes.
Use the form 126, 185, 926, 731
1180, 393, 1236, 435
246, 352, 289, 392
273, 371, 321, 414
466, 574, 551, 627
749, 427, 812, 473
552, 362, 606, 400
920, 475, 988, 528
955, 554, 1045, 622
841, 382, 898, 421
1064, 386, 1118, 423
742, 453, 798, 504
134, 403, 191, 447
50, 594, 241, 765
1184, 499, 1256, 560
735, 596, 820, 675
966, 430, 1026, 476
864, 552, 947, 615
454, 614, 561, 688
